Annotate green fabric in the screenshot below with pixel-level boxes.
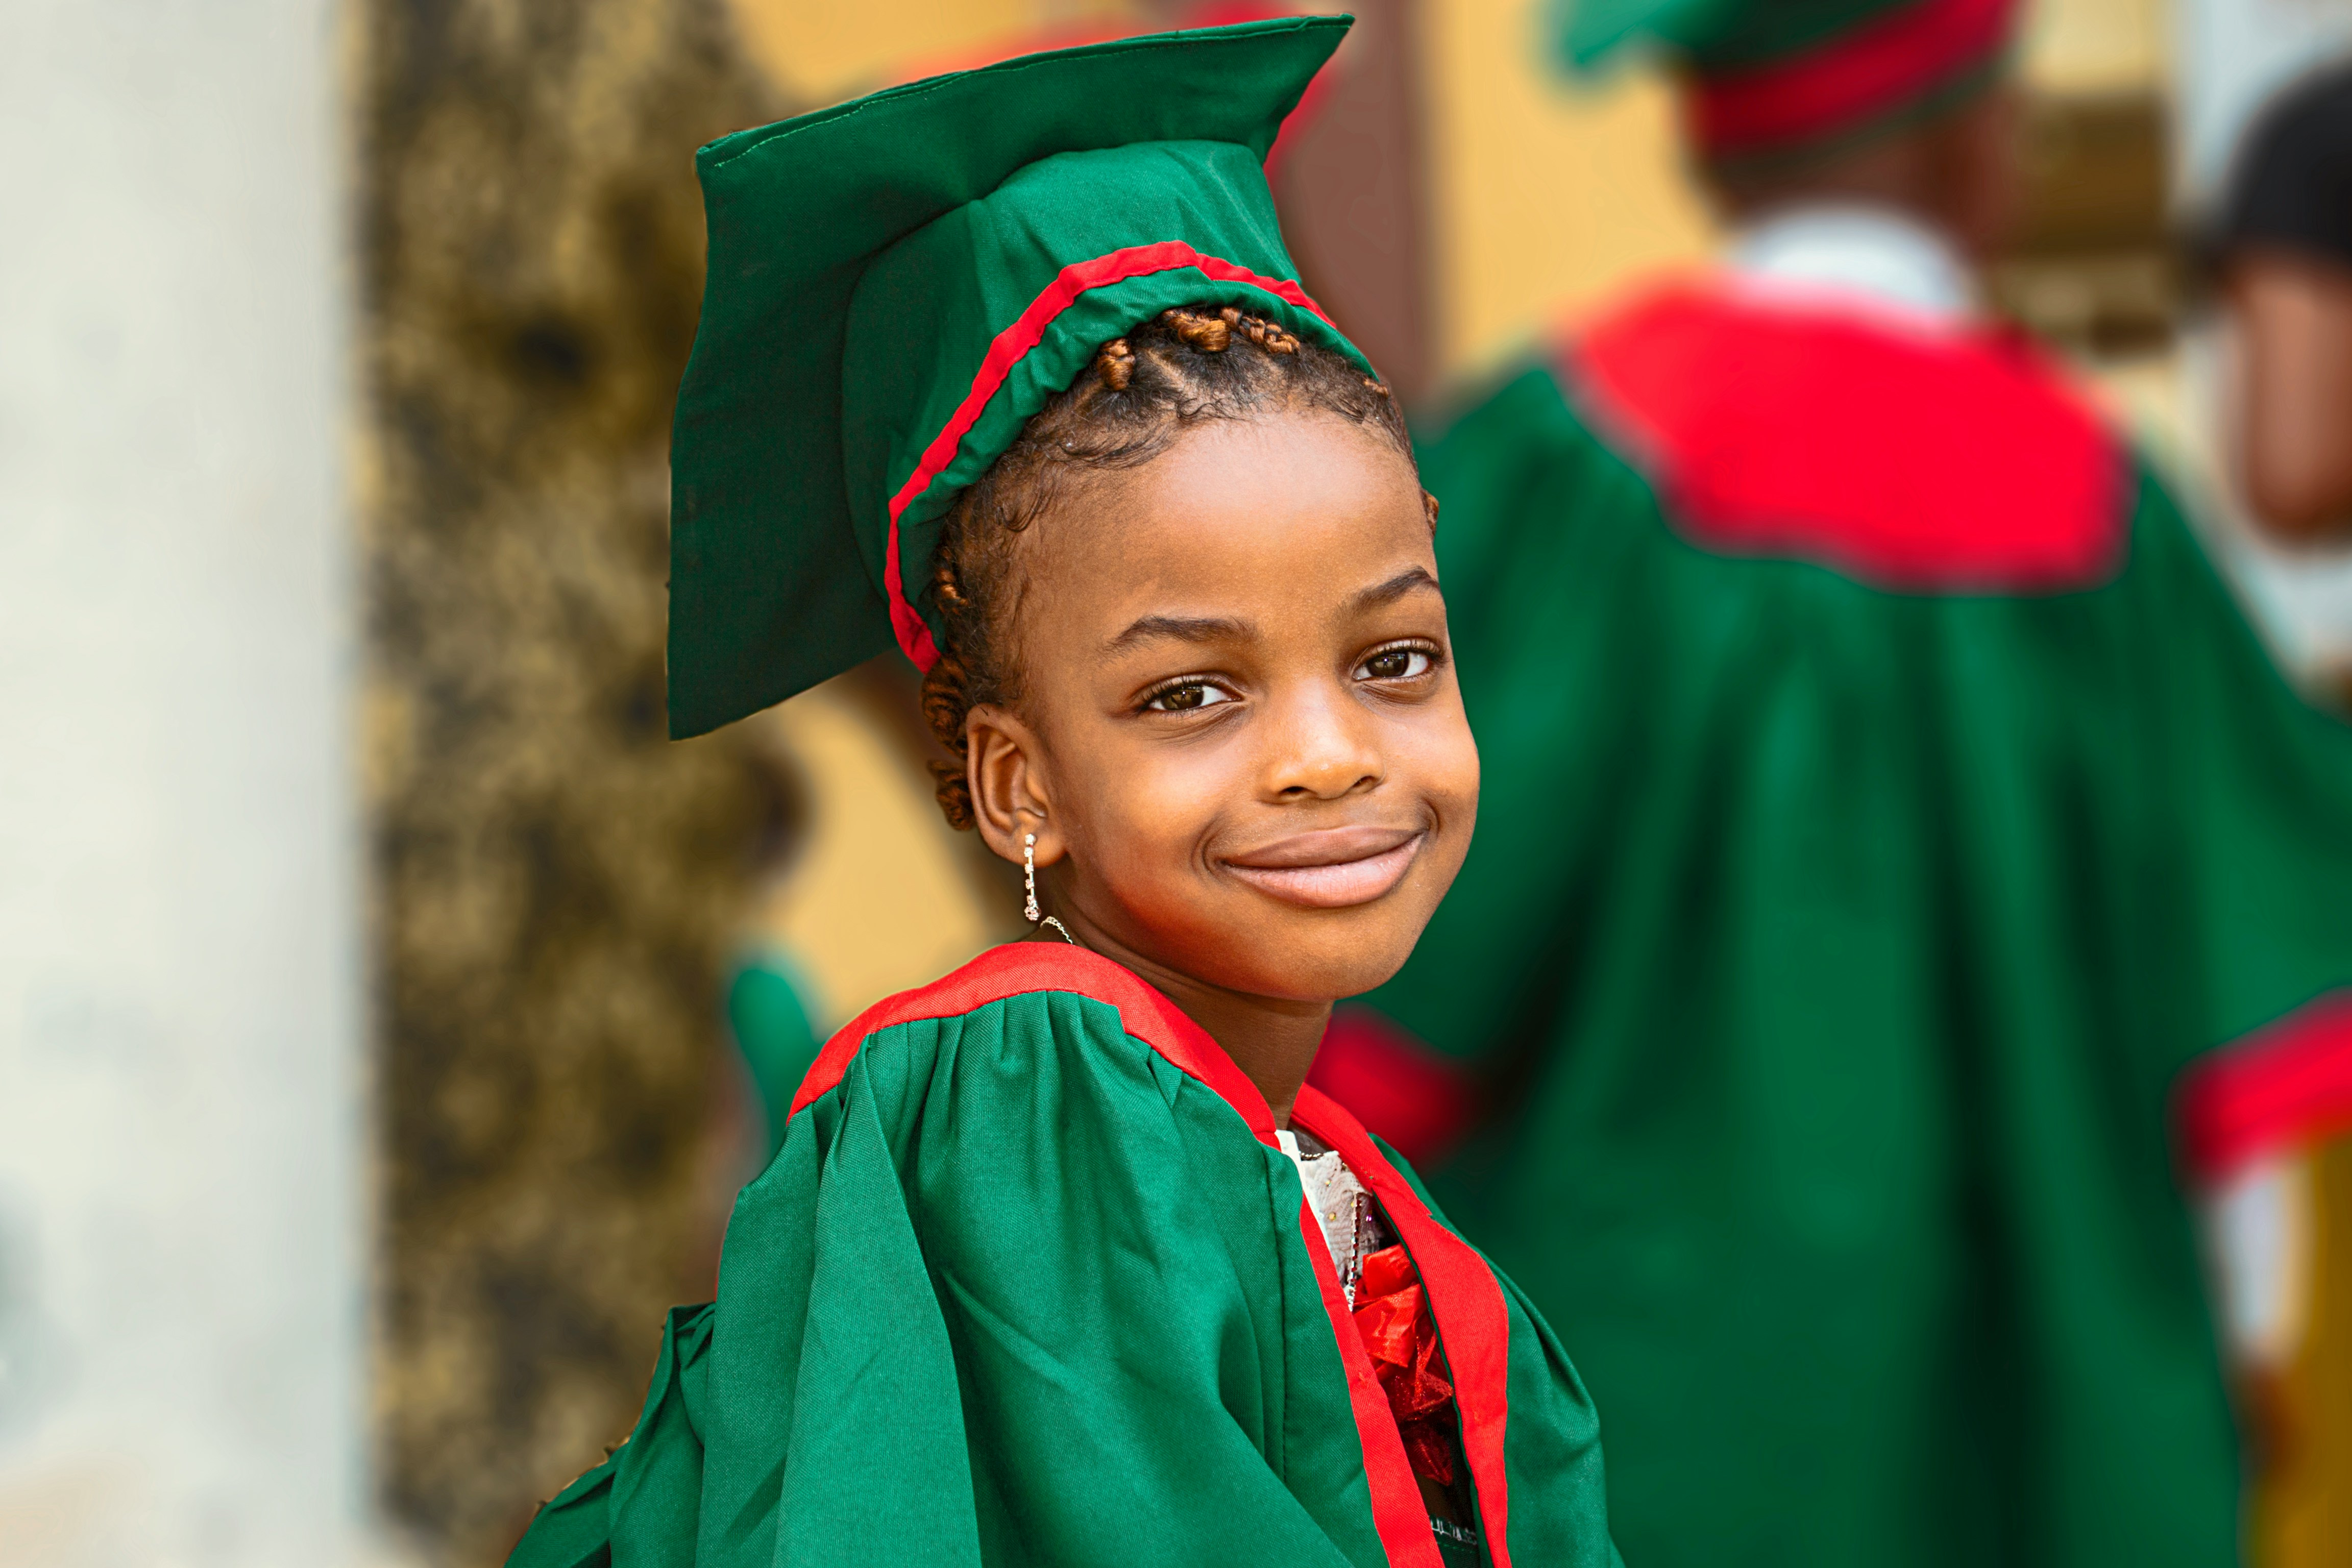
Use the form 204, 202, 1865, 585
723, 955, 822, 1160
507, 980, 1620, 1566
1554, 0, 1916, 71
1366, 358, 2352, 1568
667, 17, 1362, 738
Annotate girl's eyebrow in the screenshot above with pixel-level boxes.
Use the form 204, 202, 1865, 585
1352, 566, 1440, 610
1104, 568, 1439, 654
1102, 612, 1254, 655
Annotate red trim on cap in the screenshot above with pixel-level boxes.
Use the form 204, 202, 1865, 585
2176, 991, 2352, 1183
1295, 1084, 1516, 1567
1690, 0, 2020, 158
880, 242, 1333, 670
1309, 1007, 1481, 1169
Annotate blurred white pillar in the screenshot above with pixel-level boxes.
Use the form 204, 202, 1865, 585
0, 3, 368, 1565
2173, 0, 2352, 209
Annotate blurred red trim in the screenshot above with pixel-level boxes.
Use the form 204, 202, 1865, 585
2177, 991, 2352, 1183
1569, 282, 2125, 593
1309, 1005, 1480, 1169
1690, 0, 2020, 159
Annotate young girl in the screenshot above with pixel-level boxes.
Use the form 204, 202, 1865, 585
509, 19, 1619, 1567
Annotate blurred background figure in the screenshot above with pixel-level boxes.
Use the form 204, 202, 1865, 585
1309, 3, 2352, 1567
2215, 63, 2352, 547
2186, 21, 2352, 1563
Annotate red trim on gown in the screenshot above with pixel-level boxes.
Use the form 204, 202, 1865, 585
2176, 990, 2352, 1182
1567, 280, 2127, 595
791, 944, 1515, 1565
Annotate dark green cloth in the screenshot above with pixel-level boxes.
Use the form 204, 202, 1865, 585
1364, 352, 2352, 1567
1556, 0, 1918, 71
666, 17, 1366, 736
723, 955, 822, 1161
509, 947, 1622, 1567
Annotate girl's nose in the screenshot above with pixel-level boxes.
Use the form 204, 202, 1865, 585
1262, 687, 1384, 801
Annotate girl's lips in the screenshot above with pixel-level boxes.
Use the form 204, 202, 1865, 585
1221, 827, 1425, 910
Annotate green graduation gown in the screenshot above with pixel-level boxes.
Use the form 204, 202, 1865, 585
1316, 278, 2352, 1568
508, 943, 1622, 1567
724, 952, 823, 1161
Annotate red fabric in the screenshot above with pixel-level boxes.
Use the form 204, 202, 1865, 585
1570, 282, 2125, 593
2176, 991, 2352, 1182
789, 943, 1272, 1130
1310, 1007, 1479, 1168
1689, 0, 2021, 158
1295, 1184, 1451, 1567
883, 243, 1334, 671
1295, 1084, 1518, 1568
1352, 1244, 1461, 1486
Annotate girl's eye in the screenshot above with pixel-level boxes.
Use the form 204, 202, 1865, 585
1358, 646, 1433, 682
1144, 681, 1233, 713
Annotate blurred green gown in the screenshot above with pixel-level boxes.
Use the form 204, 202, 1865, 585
510, 944, 1622, 1568
724, 950, 822, 1162
1320, 268, 2352, 1568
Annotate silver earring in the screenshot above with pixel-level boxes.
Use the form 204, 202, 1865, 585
1022, 830, 1078, 947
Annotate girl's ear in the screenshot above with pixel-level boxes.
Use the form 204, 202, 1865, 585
966, 704, 1066, 869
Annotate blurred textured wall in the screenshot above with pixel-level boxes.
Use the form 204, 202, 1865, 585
357, 2, 778, 1559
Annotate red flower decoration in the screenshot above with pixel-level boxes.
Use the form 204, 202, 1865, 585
1351, 1244, 1460, 1486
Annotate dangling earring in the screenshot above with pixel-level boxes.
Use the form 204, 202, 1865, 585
1022, 831, 1077, 947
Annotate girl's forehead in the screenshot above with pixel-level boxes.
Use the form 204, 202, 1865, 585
1019, 430, 1437, 651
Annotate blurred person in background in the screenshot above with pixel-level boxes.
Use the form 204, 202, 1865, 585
1312, 0, 2352, 1564
2217, 61, 2352, 545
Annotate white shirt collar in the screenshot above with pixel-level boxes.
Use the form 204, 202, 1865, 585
1725, 202, 1977, 330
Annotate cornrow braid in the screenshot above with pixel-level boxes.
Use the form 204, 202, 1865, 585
919, 304, 1430, 829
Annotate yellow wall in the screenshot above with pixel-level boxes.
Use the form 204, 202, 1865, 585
730, 0, 1137, 103
2021, 0, 2168, 94
744, 681, 1018, 1030
2258, 1142, 2352, 1568
1422, 0, 1713, 377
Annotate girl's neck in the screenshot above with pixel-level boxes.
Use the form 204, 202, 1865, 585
1030, 924, 1331, 1127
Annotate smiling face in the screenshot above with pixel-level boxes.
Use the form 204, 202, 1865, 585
963, 411, 1479, 1009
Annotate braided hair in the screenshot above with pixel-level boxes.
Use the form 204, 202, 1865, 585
919, 304, 1429, 829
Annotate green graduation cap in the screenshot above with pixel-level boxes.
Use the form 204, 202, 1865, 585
666, 15, 1369, 739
